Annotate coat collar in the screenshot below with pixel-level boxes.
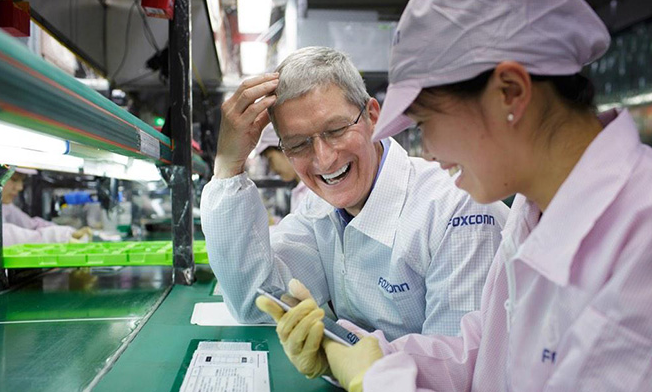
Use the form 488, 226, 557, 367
306, 138, 411, 247
514, 109, 642, 286
345, 138, 410, 247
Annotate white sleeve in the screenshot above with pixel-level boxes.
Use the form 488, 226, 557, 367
3, 222, 75, 246
200, 174, 329, 323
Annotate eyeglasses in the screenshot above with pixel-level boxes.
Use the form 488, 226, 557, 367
278, 106, 366, 158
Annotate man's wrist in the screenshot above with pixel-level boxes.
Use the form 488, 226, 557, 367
213, 157, 245, 178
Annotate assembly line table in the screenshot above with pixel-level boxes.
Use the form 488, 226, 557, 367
0, 265, 340, 392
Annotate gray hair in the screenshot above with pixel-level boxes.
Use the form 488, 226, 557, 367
268, 46, 370, 128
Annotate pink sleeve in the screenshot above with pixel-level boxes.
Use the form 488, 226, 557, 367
3, 223, 43, 245
37, 225, 76, 243
3, 204, 55, 229
363, 310, 482, 392
3, 223, 75, 246
30, 216, 56, 229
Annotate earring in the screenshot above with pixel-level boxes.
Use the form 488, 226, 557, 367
507, 113, 514, 122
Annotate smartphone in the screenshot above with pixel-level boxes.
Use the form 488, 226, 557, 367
256, 287, 360, 347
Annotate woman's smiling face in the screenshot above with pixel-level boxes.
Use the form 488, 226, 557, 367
408, 90, 520, 205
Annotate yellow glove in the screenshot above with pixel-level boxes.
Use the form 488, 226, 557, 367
323, 336, 384, 392
255, 279, 330, 378
72, 227, 93, 241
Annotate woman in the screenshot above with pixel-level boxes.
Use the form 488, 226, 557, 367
253, 123, 309, 213
257, 0, 652, 391
3, 169, 92, 246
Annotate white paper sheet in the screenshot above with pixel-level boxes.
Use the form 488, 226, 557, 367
197, 341, 252, 351
190, 302, 274, 326
179, 349, 270, 392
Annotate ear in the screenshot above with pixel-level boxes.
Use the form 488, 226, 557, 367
366, 97, 381, 127
491, 61, 532, 125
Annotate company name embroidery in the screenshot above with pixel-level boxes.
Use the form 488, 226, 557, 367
447, 214, 496, 228
378, 277, 410, 293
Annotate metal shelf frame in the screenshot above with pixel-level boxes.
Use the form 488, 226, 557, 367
0, 0, 200, 287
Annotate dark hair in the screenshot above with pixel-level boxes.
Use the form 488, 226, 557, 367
530, 73, 595, 111
415, 69, 596, 111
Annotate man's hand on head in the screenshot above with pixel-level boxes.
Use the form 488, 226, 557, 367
214, 73, 279, 178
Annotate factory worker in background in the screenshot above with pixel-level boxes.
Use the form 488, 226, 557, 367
268, 0, 652, 391
2, 168, 92, 246
253, 123, 309, 213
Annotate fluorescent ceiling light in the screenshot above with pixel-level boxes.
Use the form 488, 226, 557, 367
622, 92, 652, 106
0, 146, 83, 174
0, 121, 69, 154
76, 77, 110, 91
125, 159, 161, 182
597, 102, 622, 112
240, 41, 268, 75
237, 0, 272, 34
83, 157, 161, 182
82, 160, 127, 179
281, 0, 298, 56
68, 143, 130, 166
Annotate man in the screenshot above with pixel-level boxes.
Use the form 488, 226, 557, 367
200, 47, 508, 341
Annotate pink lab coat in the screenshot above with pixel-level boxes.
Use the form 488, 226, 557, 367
363, 109, 652, 391
2, 203, 75, 246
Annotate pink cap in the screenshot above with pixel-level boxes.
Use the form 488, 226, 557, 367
253, 123, 280, 156
373, 0, 611, 141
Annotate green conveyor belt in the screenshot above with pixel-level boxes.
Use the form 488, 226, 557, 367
3, 241, 209, 268
0, 30, 172, 163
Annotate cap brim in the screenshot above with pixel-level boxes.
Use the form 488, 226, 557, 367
254, 123, 279, 156
372, 81, 421, 142
14, 167, 37, 175
253, 143, 272, 157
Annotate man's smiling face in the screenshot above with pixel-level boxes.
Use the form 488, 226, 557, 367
274, 84, 382, 215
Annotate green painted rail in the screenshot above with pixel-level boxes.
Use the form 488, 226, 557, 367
0, 30, 172, 163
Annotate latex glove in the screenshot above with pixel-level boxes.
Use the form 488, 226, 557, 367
214, 73, 279, 178
323, 336, 384, 392
255, 279, 330, 378
71, 227, 93, 242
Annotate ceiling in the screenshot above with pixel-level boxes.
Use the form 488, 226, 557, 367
25, 0, 652, 110
306, 0, 408, 20
305, 0, 652, 32
28, 0, 652, 92
28, 0, 222, 92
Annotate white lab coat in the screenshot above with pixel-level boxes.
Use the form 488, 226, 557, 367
201, 139, 509, 340
2, 203, 75, 246
290, 181, 309, 214
362, 109, 652, 390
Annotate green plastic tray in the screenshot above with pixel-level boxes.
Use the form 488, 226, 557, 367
2, 241, 209, 268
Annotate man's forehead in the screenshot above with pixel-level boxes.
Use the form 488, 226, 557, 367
274, 86, 355, 137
